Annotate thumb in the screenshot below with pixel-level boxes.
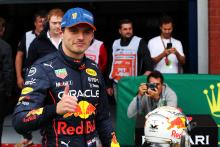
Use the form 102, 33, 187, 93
64, 84, 69, 95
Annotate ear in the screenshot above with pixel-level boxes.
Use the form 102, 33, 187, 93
118, 29, 121, 35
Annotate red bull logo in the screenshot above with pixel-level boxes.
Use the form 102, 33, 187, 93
26, 108, 43, 117
111, 132, 120, 147
167, 117, 186, 130
63, 101, 96, 119
57, 120, 95, 135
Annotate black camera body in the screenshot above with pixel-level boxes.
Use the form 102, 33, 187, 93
146, 83, 157, 91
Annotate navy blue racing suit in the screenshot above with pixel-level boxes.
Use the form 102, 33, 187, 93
13, 48, 116, 147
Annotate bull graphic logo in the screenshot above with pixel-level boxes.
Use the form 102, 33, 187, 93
63, 101, 96, 119
167, 117, 186, 130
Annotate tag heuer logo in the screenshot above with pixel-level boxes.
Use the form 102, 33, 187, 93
55, 68, 68, 79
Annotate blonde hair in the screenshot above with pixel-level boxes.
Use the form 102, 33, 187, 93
47, 8, 64, 21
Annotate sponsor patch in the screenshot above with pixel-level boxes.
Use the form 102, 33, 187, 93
21, 87, 33, 95
28, 67, 36, 77
86, 68, 97, 77
26, 108, 43, 117
24, 78, 36, 86
58, 89, 99, 99
56, 80, 73, 88
55, 68, 68, 79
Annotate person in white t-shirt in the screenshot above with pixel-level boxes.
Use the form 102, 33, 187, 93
148, 16, 185, 73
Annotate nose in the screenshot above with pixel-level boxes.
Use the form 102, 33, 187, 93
77, 32, 84, 40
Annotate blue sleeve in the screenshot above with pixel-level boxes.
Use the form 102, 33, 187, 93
95, 73, 115, 146
12, 64, 57, 134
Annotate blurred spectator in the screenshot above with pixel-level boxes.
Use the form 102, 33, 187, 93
26, 8, 64, 67
0, 17, 6, 38
14, 10, 47, 147
148, 16, 185, 73
0, 38, 14, 145
15, 10, 47, 89
108, 19, 154, 101
85, 38, 108, 74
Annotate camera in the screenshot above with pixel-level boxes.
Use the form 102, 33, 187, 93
166, 42, 172, 49
146, 83, 157, 91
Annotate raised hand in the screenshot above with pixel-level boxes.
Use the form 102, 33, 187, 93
56, 84, 78, 115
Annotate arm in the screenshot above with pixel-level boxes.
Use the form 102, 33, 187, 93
165, 86, 178, 107
169, 41, 185, 66
98, 43, 108, 74
15, 51, 25, 89
95, 74, 119, 146
151, 50, 169, 64
12, 64, 56, 134
127, 96, 142, 118
138, 39, 154, 75
173, 48, 185, 65
163, 84, 178, 107
127, 83, 148, 118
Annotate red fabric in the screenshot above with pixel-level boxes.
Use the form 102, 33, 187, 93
1, 144, 41, 147
98, 44, 108, 74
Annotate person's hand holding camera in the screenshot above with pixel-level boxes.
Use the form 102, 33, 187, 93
146, 83, 160, 100
137, 83, 148, 97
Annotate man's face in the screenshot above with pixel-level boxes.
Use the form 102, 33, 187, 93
34, 16, 46, 34
62, 24, 94, 59
160, 22, 173, 39
148, 77, 163, 94
49, 15, 62, 35
119, 23, 133, 39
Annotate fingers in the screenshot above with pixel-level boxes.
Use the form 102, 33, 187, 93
138, 84, 147, 96
64, 84, 69, 95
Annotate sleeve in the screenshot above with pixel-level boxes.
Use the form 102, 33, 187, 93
127, 96, 142, 118
17, 35, 26, 53
137, 39, 154, 75
26, 38, 39, 68
2, 43, 14, 96
176, 40, 184, 56
12, 64, 57, 135
105, 45, 114, 88
98, 43, 108, 74
95, 73, 118, 146
165, 87, 178, 107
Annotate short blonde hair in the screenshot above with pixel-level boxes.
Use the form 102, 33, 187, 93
48, 8, 64, 21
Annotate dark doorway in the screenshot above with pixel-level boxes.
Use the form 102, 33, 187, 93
0, 0, 193, 72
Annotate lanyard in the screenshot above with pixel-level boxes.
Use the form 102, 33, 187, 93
160, 36, 171, 65
160, 36, 171, 49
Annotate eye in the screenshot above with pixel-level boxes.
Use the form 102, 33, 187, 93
84, 30, 93, 35
69, 29, 78, 33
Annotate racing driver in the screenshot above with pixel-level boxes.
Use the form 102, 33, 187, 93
13, 7, 120, 147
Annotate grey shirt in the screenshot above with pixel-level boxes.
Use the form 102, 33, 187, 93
127, 83, 177, 118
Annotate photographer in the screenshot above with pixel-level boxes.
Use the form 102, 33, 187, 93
127, 71, 177, 118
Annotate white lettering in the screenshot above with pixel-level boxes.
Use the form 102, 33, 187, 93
58, 90, 99, 99
190, 135, 209, 145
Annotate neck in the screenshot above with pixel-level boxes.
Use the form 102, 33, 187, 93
49, 31, 60, 39
35, 30, 41, 36
161, 34, 171, 39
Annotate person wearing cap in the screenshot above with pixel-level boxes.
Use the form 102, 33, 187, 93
13, 7, 120, 147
